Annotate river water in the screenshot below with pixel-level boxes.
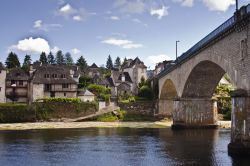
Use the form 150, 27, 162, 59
0, 128, 249, 166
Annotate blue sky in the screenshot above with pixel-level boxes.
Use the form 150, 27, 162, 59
0, 0, 249, 69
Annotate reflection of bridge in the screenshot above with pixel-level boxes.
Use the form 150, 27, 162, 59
157, 4, 250, 156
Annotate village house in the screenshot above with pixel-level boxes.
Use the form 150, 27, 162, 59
0, 64, 6, 103
30, 65, 79, 101
78, 89, 95, 102
121, 57, 147, 94
5, 68, 30, 103
154, 60, 173, 76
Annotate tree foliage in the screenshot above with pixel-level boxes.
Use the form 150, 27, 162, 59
48, 52, 55, 64
39, 52, 48, 64
106, 55, 113, 69
22, 55, 32, 71
65, 52, 74, 65
76, 56, 87, 70
56, 50, 65, 64
5, 52, 20, 69
78, 76, 93, 89
114, 56, 121, 69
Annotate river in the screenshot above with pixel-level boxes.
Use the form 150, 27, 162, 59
0, 128, 249, 166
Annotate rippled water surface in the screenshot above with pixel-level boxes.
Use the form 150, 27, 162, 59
0, 128, 249, 166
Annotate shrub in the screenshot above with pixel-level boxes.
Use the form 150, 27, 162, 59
87, 84, 111, 100
138, 85, 153, 99
36, 97, 81, 103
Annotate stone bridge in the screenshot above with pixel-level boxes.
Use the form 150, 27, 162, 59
157, 4, 250, 156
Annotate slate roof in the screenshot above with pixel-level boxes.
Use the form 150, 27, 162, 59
78, 89, 95, 96
32, 65, 77, 84
89, 63, 98, 68
6, 68, 30, 81
121, 57, 147, 69
112, 71, 132, 83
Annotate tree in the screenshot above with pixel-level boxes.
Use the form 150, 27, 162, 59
48, 52, 55, 64
56, 50, 65, 64
106, 55, 113, 69
39, 52, 48, 64
76, 56, 87, 70
22, 55, 32, 71
114, 56, 121, 69
65, 52, 74, 65
5, 52, 20, 69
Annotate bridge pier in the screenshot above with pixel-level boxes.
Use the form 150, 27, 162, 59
158, 99, 174, 116
172, 98, 218, 129
228, 89, 250, 156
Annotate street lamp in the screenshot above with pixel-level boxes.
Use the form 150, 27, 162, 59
176, 40, 180, 61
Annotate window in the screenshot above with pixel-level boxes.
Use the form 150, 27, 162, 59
61, 74, 66, 78
44, 74, 50, 78
0, 87, 1, 92
64, 93, 66, 97
62, 84, 69, 89
11, 80, 15, 85
19, 81, 23, 86
52, 74, 58, 78
45, 84, 51, 91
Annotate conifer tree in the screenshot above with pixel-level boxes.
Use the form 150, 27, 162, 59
56, 50, 65, 64
22, 55, 32, 71
39, 52, 48, 64
5, 52, 20, 69
76, 56, 87, 70
114, 56, 121, 69
106, 55, 113, 69
65, 52, 74, 65
48, 52, 55, 64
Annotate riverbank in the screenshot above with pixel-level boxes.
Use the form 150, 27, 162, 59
0, 120, 231, 130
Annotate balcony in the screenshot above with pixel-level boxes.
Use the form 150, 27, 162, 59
44, 87, 77, 92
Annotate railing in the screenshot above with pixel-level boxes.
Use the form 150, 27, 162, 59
158, 3, 250, 79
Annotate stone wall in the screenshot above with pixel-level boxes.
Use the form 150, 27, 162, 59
0, 70, 6, 103
118, 101, 156, 115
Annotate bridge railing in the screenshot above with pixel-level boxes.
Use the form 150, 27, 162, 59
158, 3, 250, 79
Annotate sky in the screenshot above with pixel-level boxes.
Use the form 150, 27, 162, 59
0, 0, 249, 69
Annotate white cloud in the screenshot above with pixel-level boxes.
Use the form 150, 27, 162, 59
110, 16, 120, 20
145, 54, 172, 68
202, 0, 235, 12
150, 6, 169, 19
34, 20, 42, 28
102, 38, 143, 49
9, 37, 50, 54
57, 3, 93, 21
33, 20, 62, 31
71, 48, 81, 54
51, 46, 60, 54
73, 15, 82, 21
114, 0, 146, 14
173, 0, 194, 7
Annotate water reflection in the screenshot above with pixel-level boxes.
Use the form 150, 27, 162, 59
0, 128, 248, 166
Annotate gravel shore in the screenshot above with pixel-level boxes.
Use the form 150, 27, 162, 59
0, 120, 231, 130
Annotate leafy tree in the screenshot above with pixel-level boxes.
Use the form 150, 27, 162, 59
106, 55, 113, 69
65, 52, 74, 65
78, 76, 93, 88
76, 56, 87, 70
114, 56, 121, 69
5, 52, 20, 69
138, 85, 153, 100
22, 55, 32, 71
87, 84, 111, 101
39, 52, 48, 64
56, 50, 65, 64
48, 52, 55, 64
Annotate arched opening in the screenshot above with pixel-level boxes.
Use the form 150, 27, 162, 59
182, 60, 226, 98
158, 79, 178, 116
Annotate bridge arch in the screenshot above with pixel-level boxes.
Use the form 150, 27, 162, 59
158, 79, 178, 116
181, 60, 227, 98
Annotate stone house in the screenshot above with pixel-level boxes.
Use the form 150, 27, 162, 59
5, 68, 30, 103
30, 65, 78, 101
78, 89, 95, 102
0, 64, 6, 103
154, 60, 173, 76
121, 57, 147, 94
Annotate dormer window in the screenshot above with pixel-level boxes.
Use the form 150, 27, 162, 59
44, 74, 50, 78
61, 74, 66, 78
52, 74, 57, 78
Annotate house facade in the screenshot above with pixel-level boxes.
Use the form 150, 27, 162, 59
0, 64, 6, 103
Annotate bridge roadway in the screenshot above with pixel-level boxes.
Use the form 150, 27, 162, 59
157, 4, 250, 156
